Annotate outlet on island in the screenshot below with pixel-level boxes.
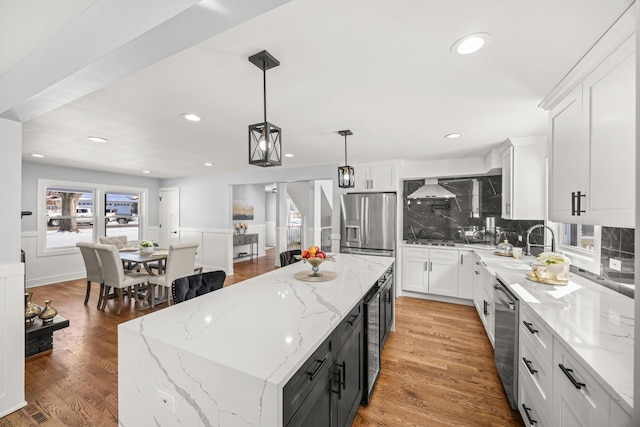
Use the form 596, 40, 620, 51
158, 389, 175, 413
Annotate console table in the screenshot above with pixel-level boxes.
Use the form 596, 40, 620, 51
233, 233, 258, 260
25, 314, 70, 357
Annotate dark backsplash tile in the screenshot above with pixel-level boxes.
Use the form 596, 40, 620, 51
600, 226, 635, 291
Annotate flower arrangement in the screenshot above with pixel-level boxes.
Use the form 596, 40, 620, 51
537, 252, 571, 265
138, 240, 158, 248
235, 222, 248, 233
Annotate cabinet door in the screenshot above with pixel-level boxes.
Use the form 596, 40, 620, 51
583, 40, 635, 228
473, 255, 483, 316
501, 146, 513, 219
352, 167, 370, 192
402, 256, 428, 292
428, 250, 459, 297
458, 251, 474, 300
369, 165, 396, 191
334, 322, 363, 427
549, 85, 587, 224
287, 366, 335, 427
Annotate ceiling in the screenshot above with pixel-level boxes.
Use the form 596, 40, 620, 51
4, 0, 634, 178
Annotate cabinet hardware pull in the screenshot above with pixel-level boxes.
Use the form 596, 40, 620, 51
307, 357, 328, 381
521, 404, 537, 425
483, 300, 489, 316
523, 358, 538, 375
429, 261, 433, 272
474, 270, 480, 275
571, 191, 577, 216
559, 364, 586, 389
331, 367, 342, 398
522, 321, 538, 334
347, 312, 360, 325
576, 191, 586, 216
340, 361, 346, 391
460, 254, 463, 265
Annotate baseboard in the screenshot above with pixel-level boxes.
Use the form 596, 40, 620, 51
0, 400, 27, 419
26, 271, 85, 288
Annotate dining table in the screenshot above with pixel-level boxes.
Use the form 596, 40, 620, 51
119, 248, 169, 309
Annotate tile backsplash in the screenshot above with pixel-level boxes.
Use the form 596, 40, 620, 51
598, 226, 634, 297
403, 176, 546, 253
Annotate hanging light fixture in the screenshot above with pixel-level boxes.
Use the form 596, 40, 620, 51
248, 50, 282, 167
338, 130, 355, 188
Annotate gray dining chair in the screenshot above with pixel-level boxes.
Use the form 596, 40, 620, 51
93, 243, 150, 315
149, 242, 199, 307
76, 242, 104, 308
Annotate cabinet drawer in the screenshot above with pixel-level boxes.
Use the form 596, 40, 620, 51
403, 247, 429, 258
519, 329, 552, 414
283, 336, 333, 425
336, 302, 363, 351
520, 304, 553, 363
519, 365, 552, 427
552, 342, 609, 427
429, 249, 458, 261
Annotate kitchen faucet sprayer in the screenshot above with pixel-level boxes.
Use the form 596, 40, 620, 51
525, 224, 556, 255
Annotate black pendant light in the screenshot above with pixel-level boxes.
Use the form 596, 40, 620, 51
338, 130, 355, 188
248, 50, 282, 167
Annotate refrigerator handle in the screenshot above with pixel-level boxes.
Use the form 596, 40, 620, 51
365, 196, 370, 245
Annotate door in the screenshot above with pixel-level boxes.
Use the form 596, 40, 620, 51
159, 187, 180, 248
363, 193, 396, 251
340, 194, 364, 250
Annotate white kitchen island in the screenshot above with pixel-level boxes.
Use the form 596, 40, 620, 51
118, 253, 394, 427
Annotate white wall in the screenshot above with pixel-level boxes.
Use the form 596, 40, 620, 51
0, 118, 25, 417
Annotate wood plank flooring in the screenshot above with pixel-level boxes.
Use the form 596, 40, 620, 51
2, 249, 522, 426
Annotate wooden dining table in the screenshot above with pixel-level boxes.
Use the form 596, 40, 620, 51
119, 248, 169, 309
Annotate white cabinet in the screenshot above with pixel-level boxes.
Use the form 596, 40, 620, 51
352, 163, 397, 192
472, 256, 494, 348
401, 247, 459, 298
547, 34, 635, 228
552, 340, 609, 427
501, 137, 546, 220
457, 251, 474, 300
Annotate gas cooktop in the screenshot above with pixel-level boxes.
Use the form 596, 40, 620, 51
406, 239, 456, 247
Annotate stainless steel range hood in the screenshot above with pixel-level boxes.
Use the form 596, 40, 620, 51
407, 179, 456, 199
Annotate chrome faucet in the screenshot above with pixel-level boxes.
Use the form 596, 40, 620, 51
525, 224, 556, 255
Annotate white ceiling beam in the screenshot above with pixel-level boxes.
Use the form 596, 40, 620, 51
0, 0, 292, 122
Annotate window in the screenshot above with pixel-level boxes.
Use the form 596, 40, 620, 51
555, 222, 601, 274
38, 179, 148, 256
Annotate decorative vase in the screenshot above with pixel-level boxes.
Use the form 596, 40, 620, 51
239, 228, 246, 235
306, 257, 325, 277
25, 292, 41, 324
38, 299, 57, 324
546, 263, 566, 279
140, 246, 154, 254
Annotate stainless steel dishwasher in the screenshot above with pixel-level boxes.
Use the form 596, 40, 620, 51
493, 277, 519, 409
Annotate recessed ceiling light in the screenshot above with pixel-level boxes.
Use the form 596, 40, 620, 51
88, 136, 108, 143
142, 170, 151, 174
31, 153, 45, 158
204, 162, 214, 166
445, 133, 462, 139
284, 153, 294, 158
451, 33, 491, 55
182, 113, 201, 122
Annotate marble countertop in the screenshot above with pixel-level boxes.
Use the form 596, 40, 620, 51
118, 253, 393, 426
475, 251, 634, 415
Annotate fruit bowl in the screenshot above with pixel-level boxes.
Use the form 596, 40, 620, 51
296, 246, 334, 277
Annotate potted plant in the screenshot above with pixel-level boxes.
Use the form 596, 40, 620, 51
537, 252, 571, 278
138, 240, 158, 253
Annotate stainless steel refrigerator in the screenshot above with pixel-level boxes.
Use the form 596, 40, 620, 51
340, 192, 396, 257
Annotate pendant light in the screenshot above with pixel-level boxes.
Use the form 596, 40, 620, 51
338, 130, 355, 188
248, 50, 282, 167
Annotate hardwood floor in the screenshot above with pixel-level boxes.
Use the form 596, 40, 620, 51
2, 249, 522, 426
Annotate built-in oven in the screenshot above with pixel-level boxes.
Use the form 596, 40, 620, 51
493, 277, 519, 409
361, 284, 380, 405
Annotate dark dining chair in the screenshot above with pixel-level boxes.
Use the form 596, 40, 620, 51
171, 270, 226, 304
279, 249, 302, 267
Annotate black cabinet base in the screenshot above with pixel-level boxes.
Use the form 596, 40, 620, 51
25, 315, 70, 357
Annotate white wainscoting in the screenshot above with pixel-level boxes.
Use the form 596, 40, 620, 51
179, 228, 236, 276
0, 262, 26, 418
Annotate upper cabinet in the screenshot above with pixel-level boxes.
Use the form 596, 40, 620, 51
501, 136, 546, 220
351, 163, 398, 192
542, 8, 635, 228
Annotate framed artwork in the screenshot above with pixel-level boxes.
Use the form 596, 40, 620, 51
232, 199, 254, 220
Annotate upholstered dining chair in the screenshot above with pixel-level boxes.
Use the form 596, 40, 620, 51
279, 249, 302, 267
93, 243, 150, 315
76, 242, 104, 308
99, 235, 128, 248
149, 242, 199, 306
171, 270, 226, 304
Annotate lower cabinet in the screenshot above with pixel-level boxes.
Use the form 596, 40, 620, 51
401, 247, 460, 298
379, 273, 394, 347
284, 302, 364, 427
473, 258, 495, 347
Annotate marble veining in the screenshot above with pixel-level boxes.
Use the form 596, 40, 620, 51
119, 254, 393, 426
476, 250, 634, 415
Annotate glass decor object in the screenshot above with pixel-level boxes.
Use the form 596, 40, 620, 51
25, 292, 41, 324
337, 130, 355, 188
248, 50, 282, 167
38, 299, 58, 324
